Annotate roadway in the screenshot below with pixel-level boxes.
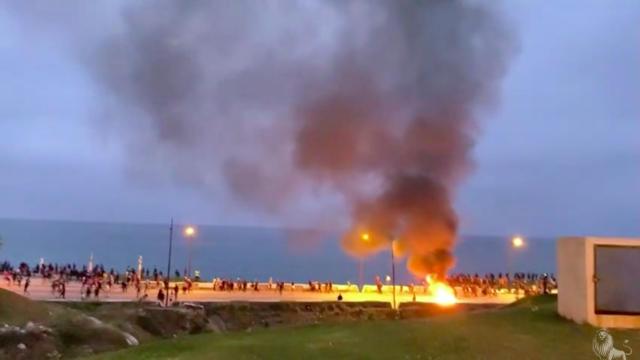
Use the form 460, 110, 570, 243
1, 279, 518, 306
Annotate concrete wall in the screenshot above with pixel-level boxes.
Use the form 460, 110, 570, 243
557, 237, 588, 323
557, 237, 640, 329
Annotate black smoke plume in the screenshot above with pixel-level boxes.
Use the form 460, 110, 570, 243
10, 0, 517, 278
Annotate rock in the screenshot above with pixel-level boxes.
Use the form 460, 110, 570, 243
207, 314, 227, 333
46, 350, 62, 359
182, 302, 205, 311
25, 321, 35, 331
17, 343, 26, 350
120, 322, 135, 333
39, 325, 54, 335
78, 345, 94, 356
121, 331, 139, 346
86, 316, 103, 327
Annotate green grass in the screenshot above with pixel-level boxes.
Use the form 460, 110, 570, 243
89, 295, 640, 360
0, 288, 50, 325
0, 289, 141, 357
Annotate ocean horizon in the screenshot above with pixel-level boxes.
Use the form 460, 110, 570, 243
0, 218, 556, 284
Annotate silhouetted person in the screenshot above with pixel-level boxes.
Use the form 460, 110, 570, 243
157, 288, 165, 305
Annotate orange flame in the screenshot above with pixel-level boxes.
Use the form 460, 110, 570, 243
426, 275, 456, 306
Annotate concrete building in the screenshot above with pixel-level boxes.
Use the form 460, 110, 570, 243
557, 237, 640, 328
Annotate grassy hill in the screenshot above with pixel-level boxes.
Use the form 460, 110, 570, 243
0, 289, 139, 358
0, 288, 50, 326
89, 295, 640, 360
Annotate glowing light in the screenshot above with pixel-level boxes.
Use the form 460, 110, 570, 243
385, 275, 391, 283
184, 226, 197, 237
512, 236, 524, 248
361, 233, 370, 242
426, 275, 456, 306
431, 283, 456, 306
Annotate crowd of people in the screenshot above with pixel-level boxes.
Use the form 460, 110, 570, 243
367, 272, 556, 298
1, 260, 184, 301
448, 272, 557, 297
1, 261, 33, 295
1, 260, 556, 304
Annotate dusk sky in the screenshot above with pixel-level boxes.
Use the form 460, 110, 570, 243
1, 1, 638, 238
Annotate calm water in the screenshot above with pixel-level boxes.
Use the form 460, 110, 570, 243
0, 218, 556, 283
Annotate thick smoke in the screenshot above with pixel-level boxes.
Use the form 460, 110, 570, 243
15, 0, 516, 278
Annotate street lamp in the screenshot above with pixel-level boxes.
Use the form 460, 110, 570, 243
512, 235, 525, 248
184, 225, 197, 277
358, 233, 370, 290
508, 235, 525, 297
390, 238, 397, 310
165, 218, 174, 306
359, 232, 397, 309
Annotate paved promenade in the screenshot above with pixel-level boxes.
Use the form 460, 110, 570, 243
1, 280, 518, 305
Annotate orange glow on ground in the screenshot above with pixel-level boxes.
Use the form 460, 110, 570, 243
430, 282, 457, 306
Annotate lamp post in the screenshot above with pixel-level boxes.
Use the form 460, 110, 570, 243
359, 233, 370, 289
166, 218, 174, 306
508, 235, 525, 296
184, 225, 197, 277
390, 239, 397, 311
360, 232, 397, 309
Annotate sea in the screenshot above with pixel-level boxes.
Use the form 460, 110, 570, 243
0, 218, 557, 284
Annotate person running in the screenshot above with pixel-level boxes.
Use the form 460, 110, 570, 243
94, 282, 101, 299
157, 288, 165, 305
23, 277, 30, 294
542, 273, 549, 294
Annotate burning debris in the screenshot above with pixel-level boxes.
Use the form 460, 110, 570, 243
426, 275, 457, 306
